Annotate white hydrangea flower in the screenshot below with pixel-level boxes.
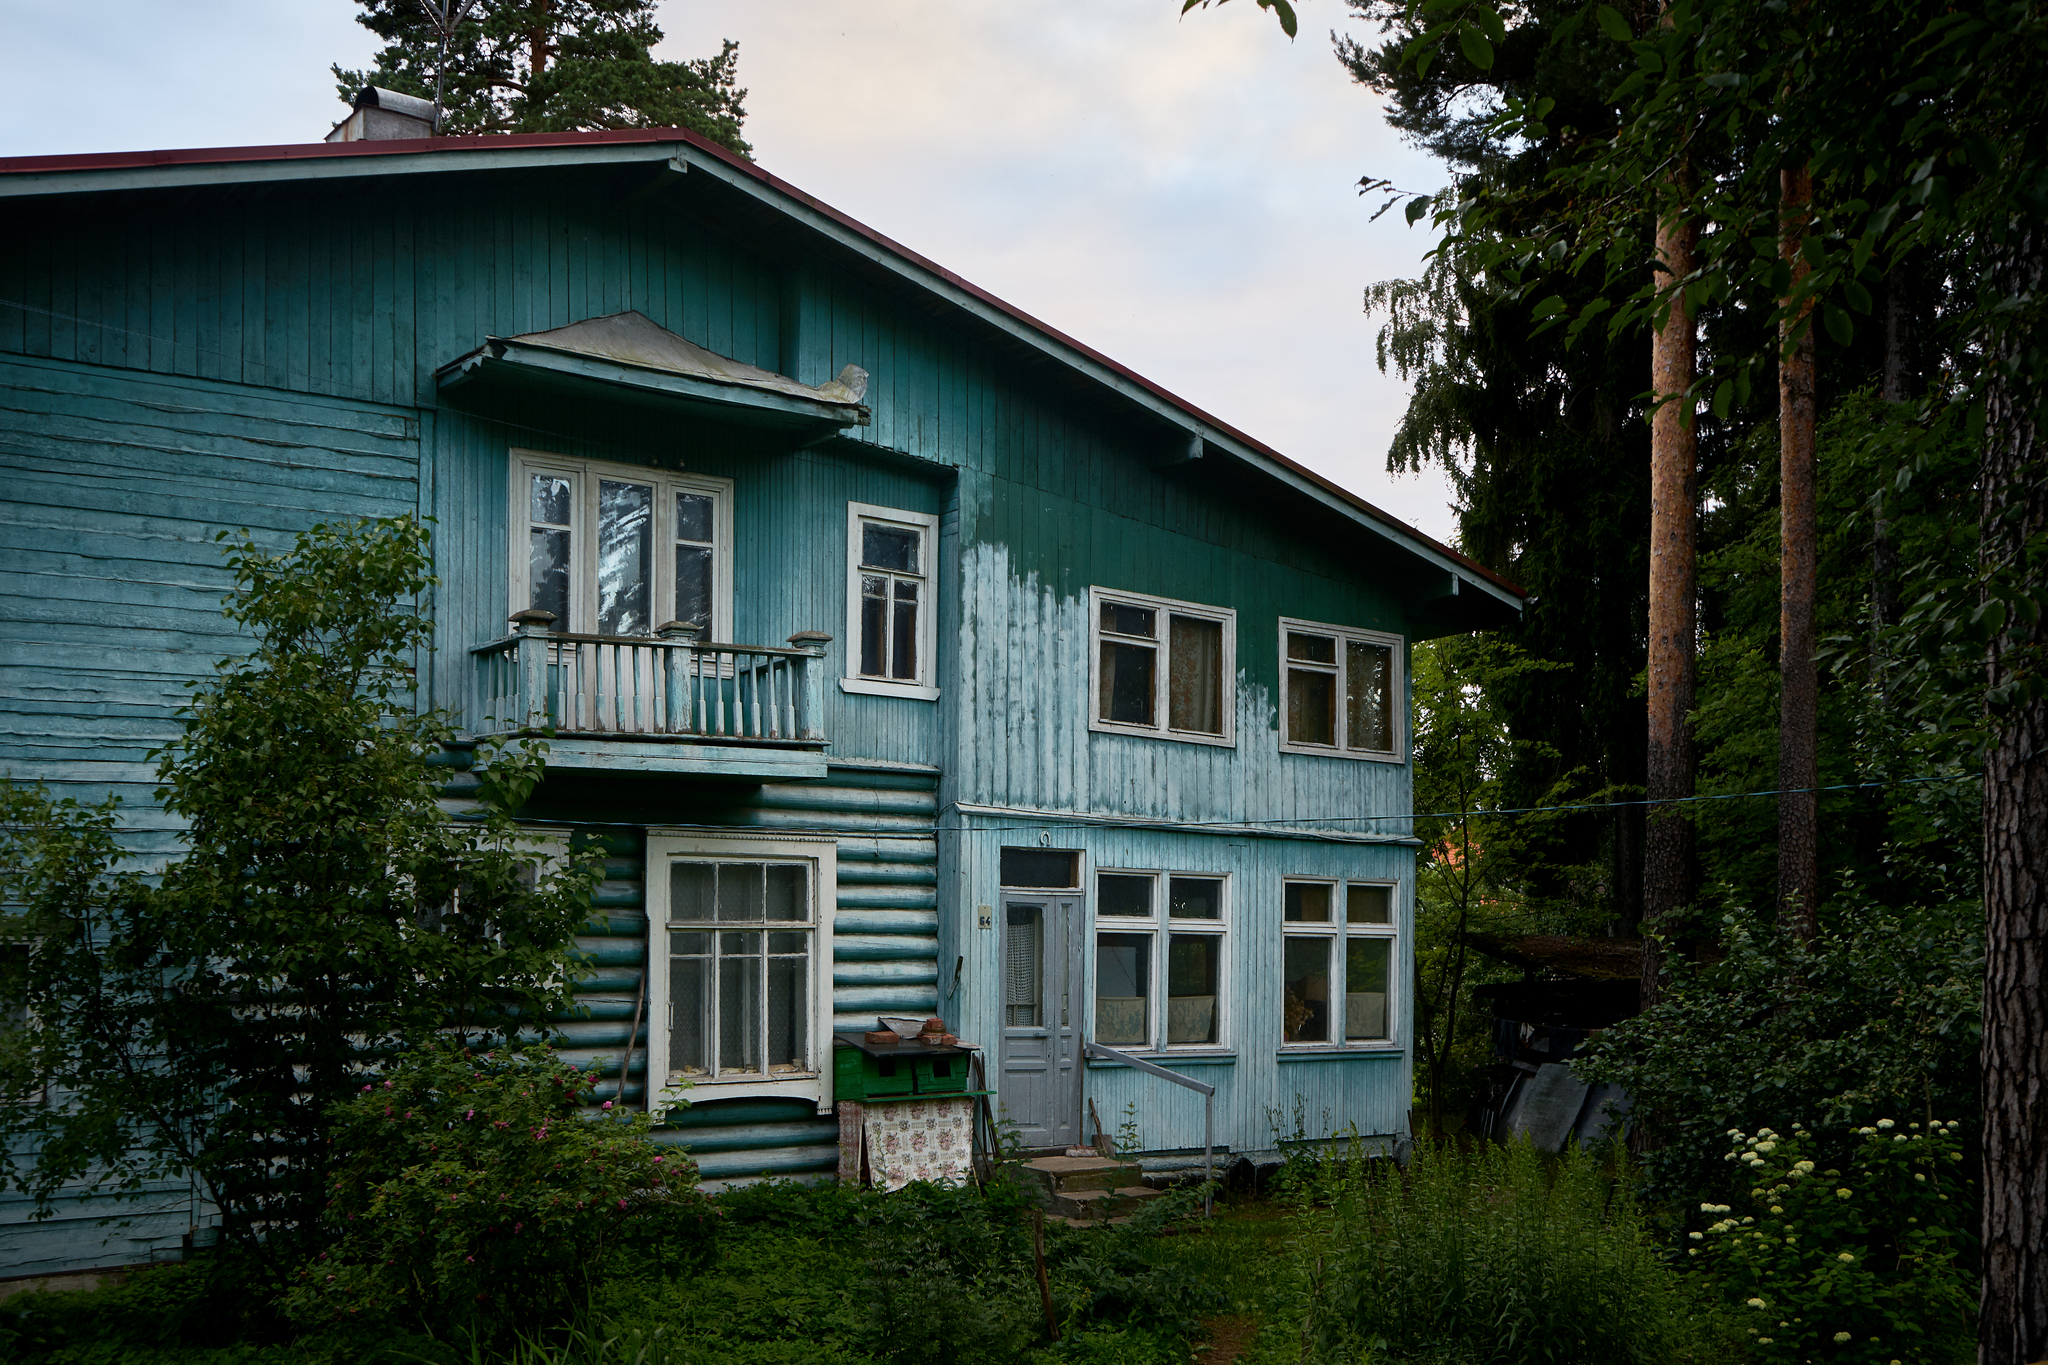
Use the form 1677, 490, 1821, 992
1915, 1173, 1927, 1182
1838, 1252, 1856, 1263
1690, 1231, 1704, 1240
1837, 1188, 1853, 1199
1834, 1332, 1853, 1343
1876, 1118, 1895, 1129
1746, 1298, 1768, 1309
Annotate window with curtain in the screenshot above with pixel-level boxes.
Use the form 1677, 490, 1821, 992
1089, 588, 1236, 746
1092, 870, 1227, 1051
1277, 618, 1404, 760
510, 451, 732, 639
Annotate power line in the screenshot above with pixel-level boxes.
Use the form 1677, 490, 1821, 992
932, 773, 1979, 837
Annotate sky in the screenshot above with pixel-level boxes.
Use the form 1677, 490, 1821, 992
0, 1, 1459, 542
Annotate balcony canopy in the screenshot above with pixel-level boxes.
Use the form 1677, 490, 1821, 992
435, 310, 869, 443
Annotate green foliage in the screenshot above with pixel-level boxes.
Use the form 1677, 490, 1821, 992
1689, 390, 1982, 911
1575, 895, 1981, 1211
1698, 1121, 1975, 1364
334, 0, 749, 153
1408, 634, 1592, 1129
285, 1042, 713, 1343
1266, 1140, 1735, 1364
0, 517, 601, 1270
0, 1259, 289, 1362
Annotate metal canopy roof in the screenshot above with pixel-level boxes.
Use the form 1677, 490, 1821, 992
436, 310, 870, 439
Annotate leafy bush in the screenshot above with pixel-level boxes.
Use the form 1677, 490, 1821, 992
1575, 893, 1981, 1211
0, 517, 599, 1271
1697, 1120, 1974, 1364
284, 1042, 714, 1343
1272, 1139, 1733, 1364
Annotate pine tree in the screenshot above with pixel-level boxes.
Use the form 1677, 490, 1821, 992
333, 0, 749, 155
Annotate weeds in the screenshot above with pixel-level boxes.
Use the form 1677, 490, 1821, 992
1260, 1139, 1737, 1364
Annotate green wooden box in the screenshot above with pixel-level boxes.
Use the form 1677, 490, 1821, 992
910, 1051, 969, 1094
834, 1039, 914, 1100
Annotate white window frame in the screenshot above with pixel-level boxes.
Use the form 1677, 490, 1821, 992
1276, 618, 1406, 763
841, 502, 940, 700
1090, 869, 1230, 1055
1088, 587, 1237, 747
508, 450, 735, 640
644, 832, 837, 1116
1279, 877, 1401, 1052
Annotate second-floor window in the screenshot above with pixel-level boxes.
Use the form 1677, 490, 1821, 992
843, 503, 939, 698
510, 450, 733, 639
1088, 587, 1236, 746
1277, 618, 1403, 761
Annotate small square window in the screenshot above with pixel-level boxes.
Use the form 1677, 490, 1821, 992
1097, 873, 1154, 919
1169, 876, 1223, 920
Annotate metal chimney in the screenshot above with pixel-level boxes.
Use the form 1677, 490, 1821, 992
325, 87, 439, 143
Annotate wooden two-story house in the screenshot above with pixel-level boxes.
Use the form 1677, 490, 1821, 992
0, 110, 1520, 1275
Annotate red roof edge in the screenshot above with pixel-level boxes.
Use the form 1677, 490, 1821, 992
0, 125, 1525, 601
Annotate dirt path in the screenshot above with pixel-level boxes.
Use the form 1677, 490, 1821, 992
1195, 1314, 1258, 1364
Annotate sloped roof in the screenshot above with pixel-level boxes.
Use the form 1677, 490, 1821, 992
0, 126, 1525, 611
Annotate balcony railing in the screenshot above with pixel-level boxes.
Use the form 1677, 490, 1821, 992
470, 610, 830, 745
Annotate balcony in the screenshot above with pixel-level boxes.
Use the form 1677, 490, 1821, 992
468, 611, 832, 779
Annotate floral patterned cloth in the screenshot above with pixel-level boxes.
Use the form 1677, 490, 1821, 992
862, 1095, 974, 1190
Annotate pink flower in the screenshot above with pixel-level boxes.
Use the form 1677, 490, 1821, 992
617, 1198, 627, 1209
465, 1110, 475, 1120
653, 1155, 663, 1163
602, 1101, 613, 1110
384, 1080, 393, 1089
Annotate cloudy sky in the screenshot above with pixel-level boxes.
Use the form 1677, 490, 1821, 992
1, 1, 1458, 541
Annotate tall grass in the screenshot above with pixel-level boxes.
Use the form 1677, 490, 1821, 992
1265, 1139, 1735, 1365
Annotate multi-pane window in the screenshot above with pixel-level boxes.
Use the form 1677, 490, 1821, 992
1281, 879, 1398, 1047
645, 836, 835, 1109
1092, 871, 1228, 1051
1089, 588, 1235, 746
844, 503, 939, 697
510, 451, 732, 639
1277, 618, 1403, 760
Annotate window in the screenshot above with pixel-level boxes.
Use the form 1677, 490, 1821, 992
1092, 871, 1228, 1051
1277, 618, 1404, 761
645, 834, 837, 1112
1281, 878, 1398, 1048
509, 451, 733, 639
1088, 588, 1235, 746
843, 503, 939, 699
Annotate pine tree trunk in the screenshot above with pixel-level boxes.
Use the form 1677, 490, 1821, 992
1643, 199, 1698, 1010
1977, 219, 2048, 1365
1778, 164, 1820, 938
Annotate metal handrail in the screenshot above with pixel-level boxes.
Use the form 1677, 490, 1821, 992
1083, 1042, 1215, 1217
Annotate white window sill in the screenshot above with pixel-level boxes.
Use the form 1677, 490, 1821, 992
1276, 1045, 1401, 1059
1086, 1050, 1236, 1067
1088, 718, 1236, 749
659, 1072, 830, 1115
1277, 741, 1407, 764
840, 677, 940, 701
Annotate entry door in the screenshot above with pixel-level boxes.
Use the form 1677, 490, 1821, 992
999, 892, 1083, 1149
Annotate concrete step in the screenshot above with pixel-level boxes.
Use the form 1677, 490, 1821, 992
1049, 1184, 1162, 1221
1017, 1154, 1140, 1194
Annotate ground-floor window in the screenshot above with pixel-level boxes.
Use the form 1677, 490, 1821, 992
1091, 870, 1228, 1051
645, 833, 837, 1109
1281, 878, 1397, 1047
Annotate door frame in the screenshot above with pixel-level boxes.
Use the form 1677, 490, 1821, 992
998, 888, 1085, 1151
